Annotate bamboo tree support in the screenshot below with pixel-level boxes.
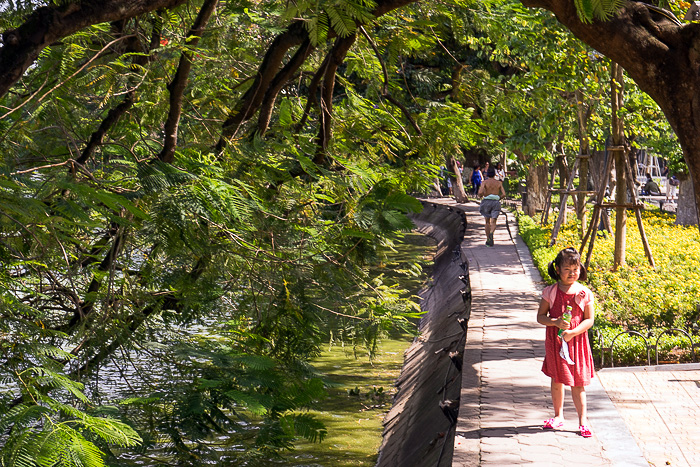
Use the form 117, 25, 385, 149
580, 148, 616, 268
580, 146, 655, 269
622, 147, 656, 269
541, 163, 558, 225
548, 155, 597, 246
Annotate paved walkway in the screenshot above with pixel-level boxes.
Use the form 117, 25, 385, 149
443, 198, 700, 467
597, 364, 700, 466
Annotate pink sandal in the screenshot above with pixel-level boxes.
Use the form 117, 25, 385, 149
579, 425, 592, 438
543, 418, 564, 429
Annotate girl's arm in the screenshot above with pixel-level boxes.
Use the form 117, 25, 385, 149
561, 302, 595, 342
536, 298, 569, 330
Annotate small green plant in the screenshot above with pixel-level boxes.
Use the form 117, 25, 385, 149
366, 386, 385, 402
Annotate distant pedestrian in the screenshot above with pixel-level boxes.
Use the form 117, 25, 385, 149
663, 165, 679, 202
471, 164, 483, 196
477, 167, 505, 247
494, 162, 506, 181
537, 247, 596, 438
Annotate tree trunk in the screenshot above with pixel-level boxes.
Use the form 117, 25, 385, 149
449, 157, 468, 203
524, 159, 548, 216
676, 176, 699, 225
432, 178, 442, 197
611, 63, 627, 270
521, 0, 700, 233
159, 0, 219, 163
0, 0, 189, 99
556, 153, 569, 190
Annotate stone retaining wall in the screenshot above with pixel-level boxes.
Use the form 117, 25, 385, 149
375, 200, 471, 467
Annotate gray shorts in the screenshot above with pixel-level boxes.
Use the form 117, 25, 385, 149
479, 199, 501, 218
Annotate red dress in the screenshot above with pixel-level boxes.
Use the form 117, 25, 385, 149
541, 285, 595, 386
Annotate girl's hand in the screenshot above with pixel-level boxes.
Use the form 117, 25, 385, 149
561, 330, 573, 342
556, 317, 571, 330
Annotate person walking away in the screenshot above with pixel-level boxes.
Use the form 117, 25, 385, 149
661, 165, 678, 202
667, 175, 679, 202
477, 167, 505, 246
537, 247, 596, 438
471, 164, 482, 196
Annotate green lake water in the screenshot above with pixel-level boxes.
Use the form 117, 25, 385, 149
282, 232, 437, 466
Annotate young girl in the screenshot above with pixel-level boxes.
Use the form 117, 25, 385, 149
537, 247, 596, 438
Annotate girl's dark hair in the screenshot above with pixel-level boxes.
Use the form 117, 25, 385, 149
547, 247, 587, 281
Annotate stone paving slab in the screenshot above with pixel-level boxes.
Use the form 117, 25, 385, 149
597, 364, 700, 467
447, 198, 649, 467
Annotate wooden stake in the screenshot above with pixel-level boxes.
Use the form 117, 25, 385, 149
549, 156, 581, 246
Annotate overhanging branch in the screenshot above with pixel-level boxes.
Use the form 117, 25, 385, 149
0, 0, 187, 99
359, 26, 422, 136
158, 0, 220, 163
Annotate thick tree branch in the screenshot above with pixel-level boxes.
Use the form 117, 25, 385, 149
0, 0, 187, 99
359, 26, 422, 136
158, 0, 219, 163
256, 38, 314, 135
73, 21, 160, 171
314, 34, 357, 165
296, 62, 328, 132
216, 0, 418, 151
75, 91, 134, 168
217, 22, 309, 150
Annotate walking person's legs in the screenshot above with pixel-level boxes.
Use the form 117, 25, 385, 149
482, 217, 491, 246
487, 218, 497, 245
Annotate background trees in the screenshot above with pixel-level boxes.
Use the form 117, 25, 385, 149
522, 0, 700, 224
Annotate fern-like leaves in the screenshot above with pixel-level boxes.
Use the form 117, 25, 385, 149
574, 0, 628, 23
0, 367, 141, 467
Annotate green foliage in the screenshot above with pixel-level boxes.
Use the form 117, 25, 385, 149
0, 366, 141, 467
574, 0, 628, 23
291, 0, 377, 45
